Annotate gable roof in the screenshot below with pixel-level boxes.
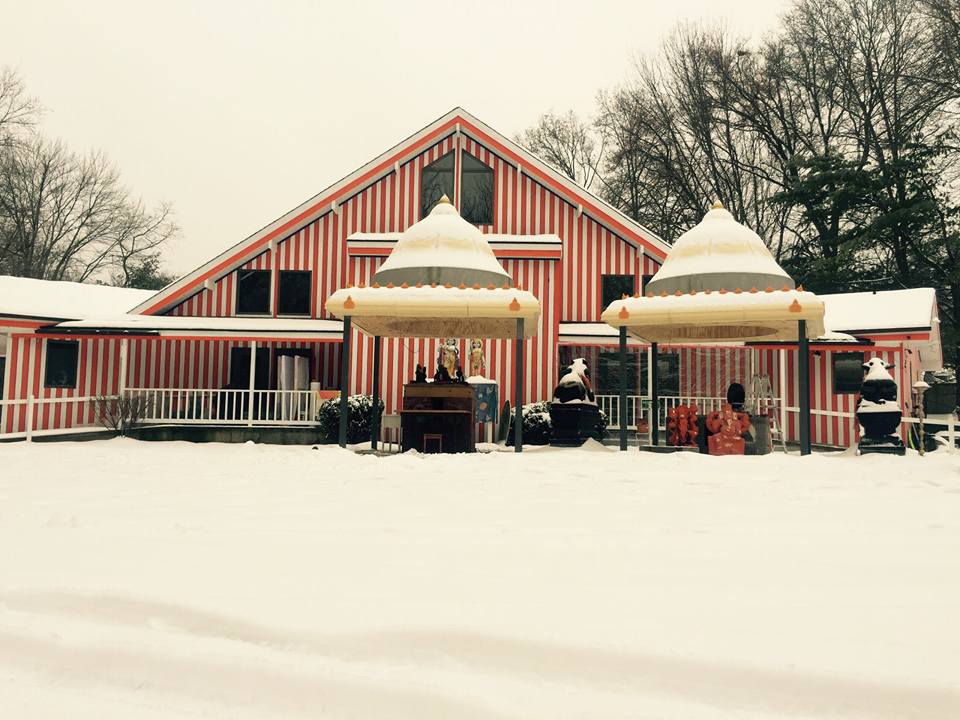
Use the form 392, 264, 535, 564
0, 275, 155, 323
132, 107, 669, 316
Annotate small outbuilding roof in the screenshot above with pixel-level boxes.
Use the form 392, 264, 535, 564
0, 275, 155, 322
821, 288, 938, 334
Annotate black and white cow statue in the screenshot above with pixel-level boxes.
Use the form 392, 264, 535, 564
552, 358, 596, 404
856, 357, 905, 455
549, 358, 602, 446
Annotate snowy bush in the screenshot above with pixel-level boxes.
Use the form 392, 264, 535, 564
317, 394, 384, 444
507, 401, 553, 445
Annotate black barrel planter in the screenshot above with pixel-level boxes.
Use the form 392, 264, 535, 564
549, 403, 603, 447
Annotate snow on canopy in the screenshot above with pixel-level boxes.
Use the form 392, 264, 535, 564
645, 203, 795, 295
0, 275, 155, 322
821, 288, 938, 334
372, 196, 511, 288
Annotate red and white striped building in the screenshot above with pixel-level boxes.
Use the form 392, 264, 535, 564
0, 109, 944, 446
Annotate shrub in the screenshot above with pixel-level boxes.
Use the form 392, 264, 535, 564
506, 401, 553, 445
317, 394, 384, 444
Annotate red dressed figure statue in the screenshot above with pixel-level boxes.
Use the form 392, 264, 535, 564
706, 404, 751, 455
667, 404, 700, 447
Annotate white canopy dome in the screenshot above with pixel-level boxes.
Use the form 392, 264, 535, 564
373, 196, 511, 288
646, 203, 795, 295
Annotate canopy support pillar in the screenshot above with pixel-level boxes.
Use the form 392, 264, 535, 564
798, 320, 811, 455
515, 318, 524, 452
338, 316, 352, 448
619, 326, 628, 451
650, 342, 659, 446
370, 335, 381, 450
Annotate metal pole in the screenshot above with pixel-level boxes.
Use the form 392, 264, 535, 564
370, 335, 381, 451
247, 340, 257, 427
338, 316, 352, 448
798, 320, 811, 455
515, 318, 524, 452
619, 325, 628, 451
650, 342, 659, 446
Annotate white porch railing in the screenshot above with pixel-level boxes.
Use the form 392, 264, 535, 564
125, 388, 319, 426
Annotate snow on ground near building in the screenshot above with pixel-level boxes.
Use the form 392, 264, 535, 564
1, 440, 959, 719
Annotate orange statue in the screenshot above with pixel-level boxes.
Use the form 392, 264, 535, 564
667, 404, 699, 447
705, 403, 751, 455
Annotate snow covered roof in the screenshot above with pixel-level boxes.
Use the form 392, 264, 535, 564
43, 315, 344, 340
0, 275, 155, 322
821, 288, 937, 334
372, 197, 512, 287
601, 288, 826, 343
325, 283, 540, 339
646, 203, 795, 295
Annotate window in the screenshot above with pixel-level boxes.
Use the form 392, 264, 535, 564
278, 270, 311, 316
229, 347, 270, 389
639, 353, 680, 396
460, 153, 494, 225
833, 352, 865, 393
597, 352, 639, 395
420, 152, 455, 218
641, 274, 656, 294
236, 269, 271, 315
601, 274, 636, 311
44, 340, 79, 388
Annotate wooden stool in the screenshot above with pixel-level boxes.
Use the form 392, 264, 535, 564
422, 433, 443, 453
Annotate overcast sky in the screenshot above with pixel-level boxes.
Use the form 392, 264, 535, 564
4, 0, 790, 275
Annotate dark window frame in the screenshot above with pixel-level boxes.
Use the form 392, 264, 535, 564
601, 274, 636, 313
833, 351, 865, 394
277, 270, 312, 317
44, 339, 79, 389
235, 268, 272, 316
460, 152, 494, 225
420, 151, 455, 219
641, 274, 656, 295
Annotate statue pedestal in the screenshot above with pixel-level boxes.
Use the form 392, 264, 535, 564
857, 403, 905, 456
549, 403, 601, 447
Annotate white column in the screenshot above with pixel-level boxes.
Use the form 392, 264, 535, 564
118, 338, 129, 396
247, 340, 257, 427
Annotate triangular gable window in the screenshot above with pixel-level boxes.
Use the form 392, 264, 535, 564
420, 152, 454, 218
461, 153, 493, 225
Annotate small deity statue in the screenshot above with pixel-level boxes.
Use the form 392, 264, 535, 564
414, 364, 427, 383
469, 339, 486, 378
438, 338, 460, 380
434, 364, 451, 383
455, 367, 466, 384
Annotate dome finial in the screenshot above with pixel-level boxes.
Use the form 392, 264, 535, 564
438, 194, 452, 205
711, 199, 724, 210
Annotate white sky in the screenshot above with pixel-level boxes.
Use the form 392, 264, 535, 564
3, 0, 790, 275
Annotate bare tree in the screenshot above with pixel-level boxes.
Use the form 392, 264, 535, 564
516, 110, 604, 190
0, 67, 41, 144
0, 135, 177, 281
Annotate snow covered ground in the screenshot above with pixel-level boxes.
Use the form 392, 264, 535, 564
1, 439, 958, 719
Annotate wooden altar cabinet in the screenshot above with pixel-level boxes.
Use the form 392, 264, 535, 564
400, 383, 476, 454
